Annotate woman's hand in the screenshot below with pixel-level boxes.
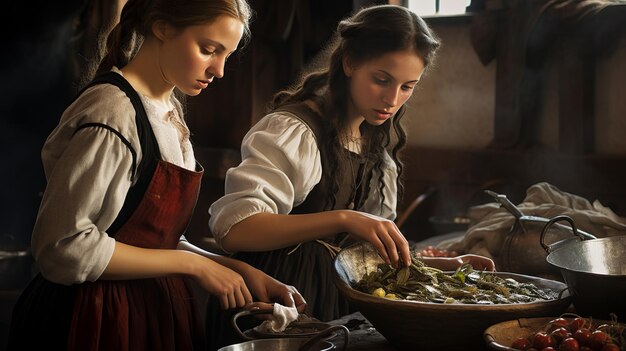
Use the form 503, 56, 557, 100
423, 254, 496, 272
341, 210, 411, 268
175, 241, 304, 311
238, 264, 307, 313
189, 254, 253, 310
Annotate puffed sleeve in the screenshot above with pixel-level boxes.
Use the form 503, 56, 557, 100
209, 112, 322, 248
32, 126, 132, 284
31, 82, 141, 285
361, 150, 398, 221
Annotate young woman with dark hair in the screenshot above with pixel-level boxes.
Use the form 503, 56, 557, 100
208, 4, 494, 331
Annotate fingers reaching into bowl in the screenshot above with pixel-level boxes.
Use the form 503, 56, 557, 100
343, 210, 412, 268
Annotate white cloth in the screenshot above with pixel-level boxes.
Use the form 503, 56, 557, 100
440, 182, 626, 258
257, 303, 299, 333
208, 110, 398, 251
32, 69, 195, 285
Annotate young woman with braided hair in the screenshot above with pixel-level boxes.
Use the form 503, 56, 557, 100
207, 5, 495, 340
8, 0, 305, 349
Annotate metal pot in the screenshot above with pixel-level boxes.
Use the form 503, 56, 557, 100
216, 337, 334, 351
540, 215, 626, 321
231, 308, 335, 340
485, 190, 596, 280
222, 308, 349, 351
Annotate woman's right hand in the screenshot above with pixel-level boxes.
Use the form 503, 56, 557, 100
189, 254, 253, 309
341, 210, 411, 268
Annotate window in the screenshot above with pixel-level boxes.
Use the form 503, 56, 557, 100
407, 0, 472, 16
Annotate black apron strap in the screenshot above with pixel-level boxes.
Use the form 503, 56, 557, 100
79, 71, 161, 236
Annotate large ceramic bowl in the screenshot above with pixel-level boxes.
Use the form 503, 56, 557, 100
332, 242, 573, 351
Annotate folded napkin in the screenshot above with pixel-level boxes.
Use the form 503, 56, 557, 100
257, 303, 299, 333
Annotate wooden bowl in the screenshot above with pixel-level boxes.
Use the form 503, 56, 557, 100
332, 242, 573, 351
484, 317, 624, 350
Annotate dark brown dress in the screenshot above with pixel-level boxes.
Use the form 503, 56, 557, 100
206, 103, 376, 350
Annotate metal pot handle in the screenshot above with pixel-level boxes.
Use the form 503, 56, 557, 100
298, 325, 350, 351
230, 308, 274, 340
539, 215, 595, 253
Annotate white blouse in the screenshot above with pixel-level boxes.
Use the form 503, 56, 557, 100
32, 69, 195, 285
208, 110, 398, 251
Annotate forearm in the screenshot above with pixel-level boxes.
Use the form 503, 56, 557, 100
177, 240, 251, 274
100, 241, 200, 280
221, 211, 348, 252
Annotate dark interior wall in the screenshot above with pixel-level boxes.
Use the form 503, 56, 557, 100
1, 2, 90, 348
1, 1, 88, 249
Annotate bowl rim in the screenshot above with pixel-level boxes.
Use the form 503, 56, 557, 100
333, 243, 572, 310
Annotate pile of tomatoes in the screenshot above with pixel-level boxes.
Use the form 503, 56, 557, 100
418, 245, 459, 257
510, 315, 625, 351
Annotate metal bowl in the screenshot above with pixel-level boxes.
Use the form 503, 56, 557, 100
333, 242, 573, 351
540, 218, 626, 321
218, 324, 349, 351
216, 338, 334, 351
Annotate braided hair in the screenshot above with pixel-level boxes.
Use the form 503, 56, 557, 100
271, 5, 440, 211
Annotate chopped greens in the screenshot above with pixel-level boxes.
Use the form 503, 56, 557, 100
353, 257, 558, 304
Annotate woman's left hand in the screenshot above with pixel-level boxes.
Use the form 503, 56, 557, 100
239, 265, 307, 313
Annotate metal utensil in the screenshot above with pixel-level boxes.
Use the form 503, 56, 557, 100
395, 186, 436, 228
484, 190, 595, 278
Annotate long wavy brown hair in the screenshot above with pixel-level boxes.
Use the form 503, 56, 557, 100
270, 5, 440, 211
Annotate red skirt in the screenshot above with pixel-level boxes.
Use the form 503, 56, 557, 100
8, 273, 205, 350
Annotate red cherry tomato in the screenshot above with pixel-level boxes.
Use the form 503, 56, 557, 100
589, 330, 611, 350
512, 337, 532, 350
533, 332, 556, 350
573, 328, 592, 347
541, 348, 556, 351
558, 337, 579, 351
579, 347, 593, 351
551, 327, 573, 343
600, 343, 620, 351
549, 318, 571, 332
